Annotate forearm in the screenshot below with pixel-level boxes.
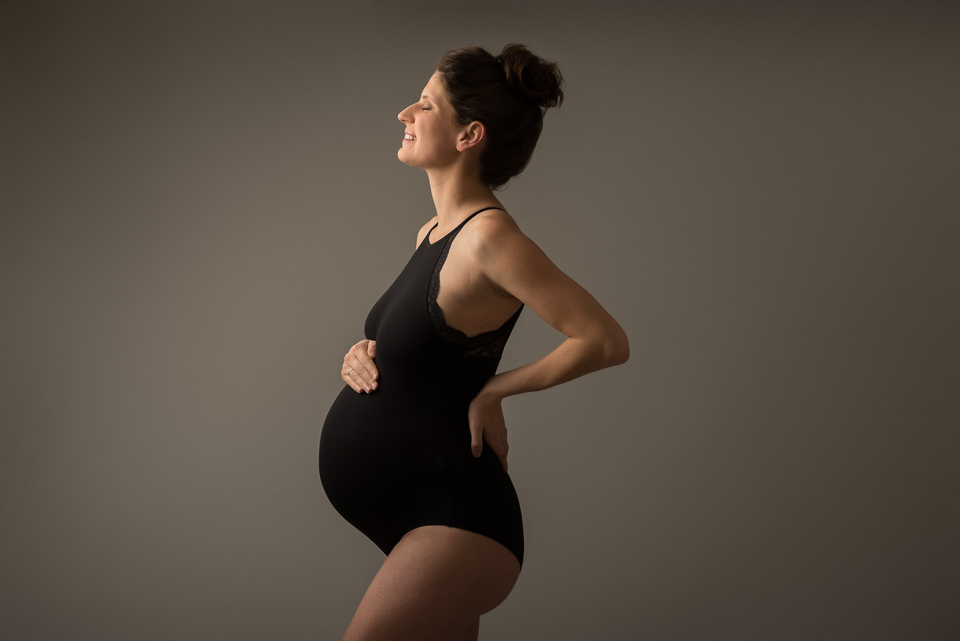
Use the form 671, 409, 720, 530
479, 334, 627, 401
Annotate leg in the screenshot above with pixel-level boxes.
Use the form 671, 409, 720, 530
342, 526, 520, 641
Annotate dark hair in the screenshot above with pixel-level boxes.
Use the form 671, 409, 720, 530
436, 44, 564, 190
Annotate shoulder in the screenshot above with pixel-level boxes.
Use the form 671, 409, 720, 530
461, 209, 539, 266
460, 210, 573, 305
462, 209, 525, 252
415, 216, 439, 248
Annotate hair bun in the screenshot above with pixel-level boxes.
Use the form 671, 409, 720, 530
497, 44, 564, 109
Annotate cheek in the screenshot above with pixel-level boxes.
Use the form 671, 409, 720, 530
431, 123, 458, 148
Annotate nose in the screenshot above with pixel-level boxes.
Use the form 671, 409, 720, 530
398, 103, 413, 124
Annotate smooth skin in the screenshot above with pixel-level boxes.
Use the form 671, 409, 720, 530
337, 70, 629, 640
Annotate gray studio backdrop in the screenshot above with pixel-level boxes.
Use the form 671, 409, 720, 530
2, 1, 957, 640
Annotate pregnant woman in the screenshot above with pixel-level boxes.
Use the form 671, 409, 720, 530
319, 44, 629, 641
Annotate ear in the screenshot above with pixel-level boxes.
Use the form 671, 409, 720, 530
457, 121, 485, 152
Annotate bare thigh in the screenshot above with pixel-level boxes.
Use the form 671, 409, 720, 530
342, 526, 521, 641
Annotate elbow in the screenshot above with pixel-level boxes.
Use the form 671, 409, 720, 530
602, 326, 630, 366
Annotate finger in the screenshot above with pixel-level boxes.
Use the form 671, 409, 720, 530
351, 361, 375, 390
490, 438, 509, 473
357, 353, 379, 386
361, 340, 378, 382
344, 353, 375, 392
351, 344, 379, 387
353, 365, 374, 392
342, 364, 364, 393
470, 423, 483, 458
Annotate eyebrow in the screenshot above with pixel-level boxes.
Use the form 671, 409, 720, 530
421, 93, 434, 101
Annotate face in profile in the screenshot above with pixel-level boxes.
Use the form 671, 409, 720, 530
397, 72, 464, 171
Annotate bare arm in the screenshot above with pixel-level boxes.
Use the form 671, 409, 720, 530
472, 217, 629, 402
464, 217, 628, 470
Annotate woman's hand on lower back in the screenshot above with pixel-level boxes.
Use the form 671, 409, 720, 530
342, 339, 378, 393
468, 390, 509, 472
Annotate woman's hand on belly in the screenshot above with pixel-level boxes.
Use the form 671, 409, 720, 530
467, 390, 509, 472
342, 339, 379, 393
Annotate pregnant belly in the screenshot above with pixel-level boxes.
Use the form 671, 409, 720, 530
318, 383, 436, 518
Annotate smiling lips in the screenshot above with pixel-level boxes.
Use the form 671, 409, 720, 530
403, 133, 416, 142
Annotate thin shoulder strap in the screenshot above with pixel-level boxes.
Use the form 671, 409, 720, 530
444, 206, 505, 242
424, 206, 505, 248
461, 206, 505, 226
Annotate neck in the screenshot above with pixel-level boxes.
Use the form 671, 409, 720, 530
427, 166, 503, 232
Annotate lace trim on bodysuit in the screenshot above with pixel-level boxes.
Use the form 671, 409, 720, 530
428, 231, 522, 359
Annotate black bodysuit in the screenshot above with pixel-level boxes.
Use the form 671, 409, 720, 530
318, 207, 525, 566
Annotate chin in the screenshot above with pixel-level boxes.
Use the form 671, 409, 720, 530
397, 148, 421, 168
